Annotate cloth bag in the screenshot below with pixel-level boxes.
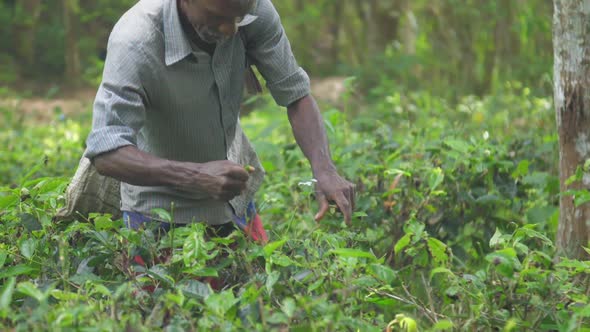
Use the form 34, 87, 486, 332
54, 157, 121, 221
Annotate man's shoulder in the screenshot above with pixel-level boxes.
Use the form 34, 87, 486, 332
241, 0, 281, 38
250, 0, 278, 24
109, 0, 164, 49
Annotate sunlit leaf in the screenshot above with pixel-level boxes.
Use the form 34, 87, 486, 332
19, 238, 37, 260
0, 265, 38, 279
263, 239, 287, 257
0, 277, 16, 313
266, 271, 280, 296
281, 297, 296, 318
369, 264, 396, 284
17, 282, 45, 303
394, 233, 412, 255
151, 208, 172, 223
427, 237, 448, 266
330, 248, 376, 260
428, 167, 444, 191
432, 320, 454, 330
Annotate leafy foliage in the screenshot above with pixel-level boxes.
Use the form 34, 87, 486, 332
1, 83, 589, 330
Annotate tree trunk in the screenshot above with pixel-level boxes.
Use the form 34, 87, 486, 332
553, 0, 590, 259
63, 0, 81, 85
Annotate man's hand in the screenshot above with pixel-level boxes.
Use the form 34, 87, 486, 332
191, 160, 250, 201
314, 171, 355, 225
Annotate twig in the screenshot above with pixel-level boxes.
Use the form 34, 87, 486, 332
400, 282, 441, 324
366, 286, 446, 323
421, 272, 438, 323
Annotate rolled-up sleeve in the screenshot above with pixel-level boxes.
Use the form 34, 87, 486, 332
84, 36, 150, 160
245, 0, 311, 107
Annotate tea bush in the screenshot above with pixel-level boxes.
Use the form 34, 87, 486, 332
1, 85, 589, 331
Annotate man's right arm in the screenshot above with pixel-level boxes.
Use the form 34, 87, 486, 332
93, 146, 250, 201
86, 31, 248, 201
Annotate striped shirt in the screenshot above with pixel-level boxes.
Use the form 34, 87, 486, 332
84, 0, 311, 225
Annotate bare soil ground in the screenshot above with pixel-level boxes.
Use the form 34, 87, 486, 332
1, 77, 347, 123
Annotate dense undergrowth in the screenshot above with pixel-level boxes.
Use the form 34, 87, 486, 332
1, 82, 589, 331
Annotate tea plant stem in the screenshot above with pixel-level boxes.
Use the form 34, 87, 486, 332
366, 286, 445, 323
420, 272, 438, 323
257, 296, 267, 329
400, 282, 441, 324
238, 250, 268, 329
522, 295, 530, 321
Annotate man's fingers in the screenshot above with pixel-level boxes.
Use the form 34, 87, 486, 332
219, 178, 247, 200
314, 194, 330, 222
348, 185, 355, 212
333, 192, 352, 226
227, 166, 250, 181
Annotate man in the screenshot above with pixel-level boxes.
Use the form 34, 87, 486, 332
85, 0, 355, 235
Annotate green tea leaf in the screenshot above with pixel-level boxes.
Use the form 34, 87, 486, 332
180, 280, 210, 300
0, 193, 19, 210
17, 282, 45, 302
0, 265, 38, 279
308, 277, 324, 293
428, 167, 444, 191
146, 265, 175, 287
151, 208, 172, 222
263, 239, 287, 257
489, 228, 503, 248
0, 277, 16, 312
20, 213, 42, 232
486, 248, 521, 277
19, 238, 37, 260
511, 160, 530, 179
432, 320, 454, 330
444, 139, 471, 153
395, 233, 412, 255
0, 250, 7, 269
93, 215, 114, 231
281, 297, 296, 318
368, 264, 396, 284
205, 291, 239, 316
183, 267, 218, 277
514, 226, 553, 246
574, 190, 590, 207
330, 248, 376, 260
427, 237, 448, 266
266, 271, 280, 296
430, 267, 454, 280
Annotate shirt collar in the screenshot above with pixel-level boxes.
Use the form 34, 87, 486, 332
163, 1, 258, 66
163, 0, 192, 66
237, 14, 258, 27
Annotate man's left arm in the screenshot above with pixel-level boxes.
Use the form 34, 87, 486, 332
287, 95, 355, 224
244, 0, 355, 224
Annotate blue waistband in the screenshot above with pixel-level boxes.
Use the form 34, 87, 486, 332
123, 202, 257, 231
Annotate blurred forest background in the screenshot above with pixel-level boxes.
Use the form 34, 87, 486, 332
0, 0, 553, 99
